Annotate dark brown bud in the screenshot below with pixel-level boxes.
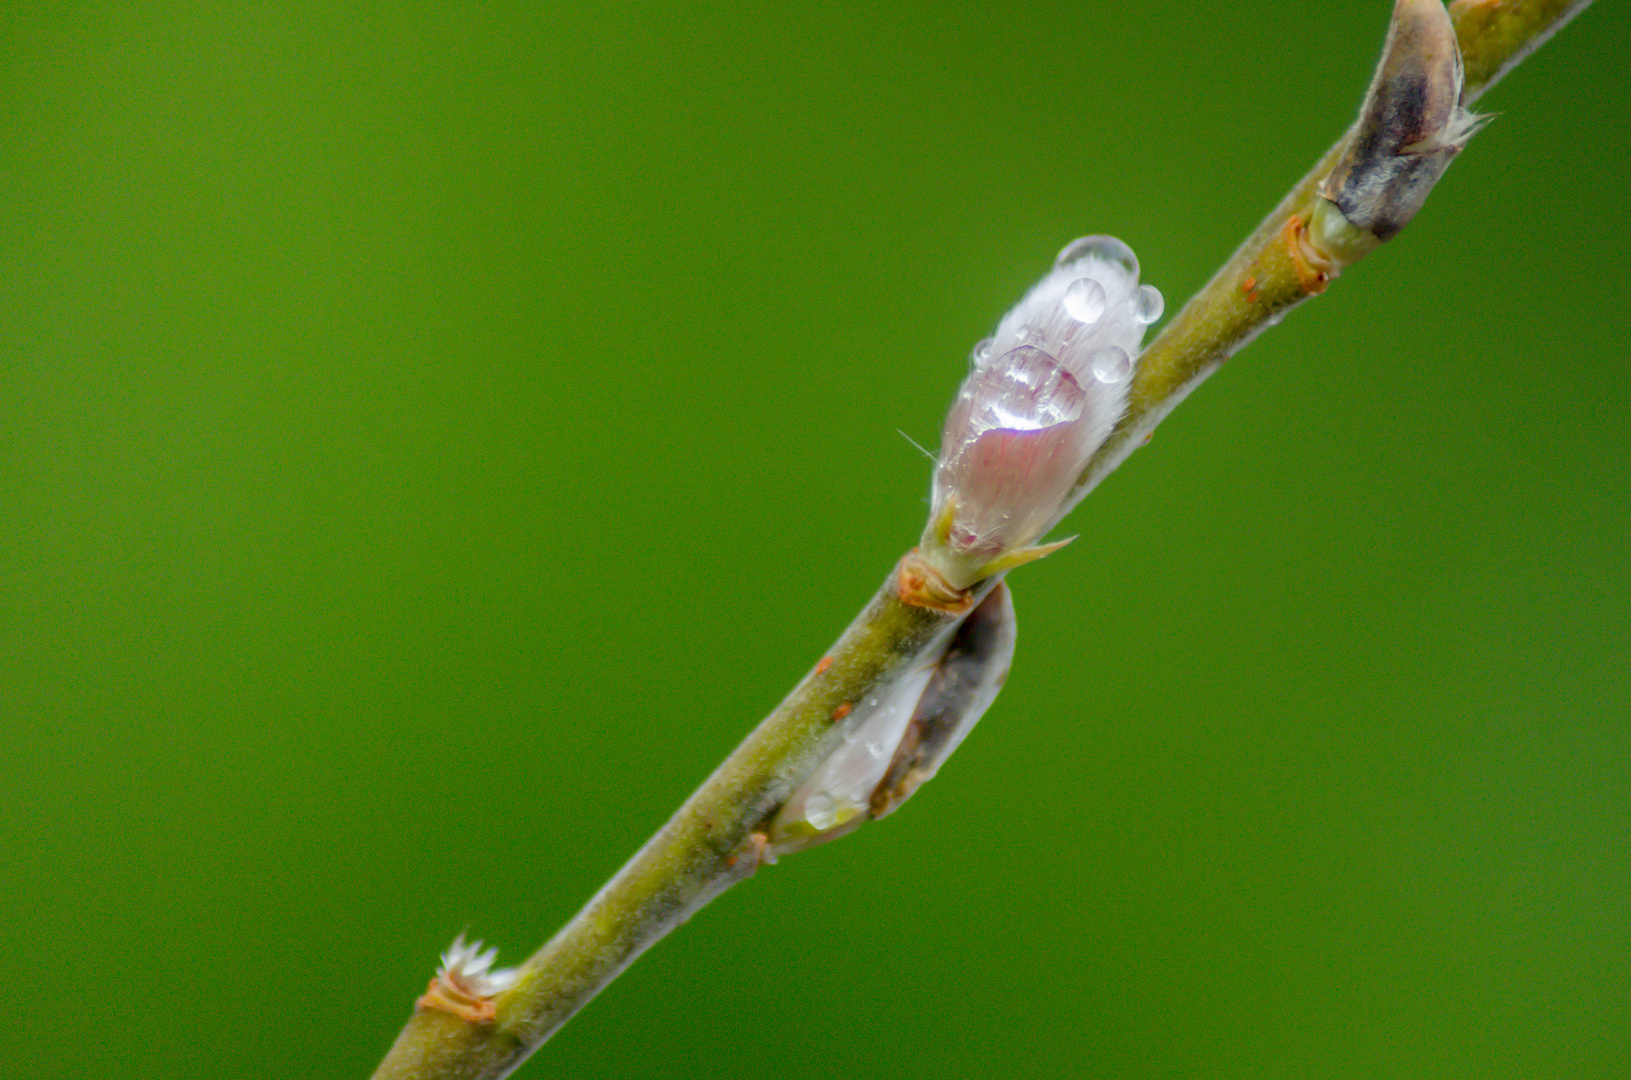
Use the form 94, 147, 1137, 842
1320, 0, 1488, 242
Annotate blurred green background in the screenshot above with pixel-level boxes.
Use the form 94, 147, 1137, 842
3, 2, 1626, 1077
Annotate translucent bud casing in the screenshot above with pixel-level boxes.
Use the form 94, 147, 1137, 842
766, 583, 1018, 857
767, 663, 938, 855
871, 581, 1017, 819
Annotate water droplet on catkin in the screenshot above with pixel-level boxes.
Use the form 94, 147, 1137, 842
986, 346, 1086, 428
1054, 235, 1140, 280
1062, 278, 1107, 325
805, 792, 837, 830
1132, 284, 1164, 324
1089, 346, 1131, 385
970, 338, 993, 368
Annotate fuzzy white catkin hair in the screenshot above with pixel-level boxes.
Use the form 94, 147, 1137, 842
931, 236, 1161, 568
435, 934, 518, 998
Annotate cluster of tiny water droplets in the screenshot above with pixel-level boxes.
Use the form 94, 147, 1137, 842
965, 235, 1163, 386
955, 234, 1154, 430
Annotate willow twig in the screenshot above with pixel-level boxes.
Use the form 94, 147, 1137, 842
369, 4, 1595, 1077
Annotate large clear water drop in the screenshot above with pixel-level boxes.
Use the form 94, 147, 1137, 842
1132, 284, 1164, 324
985, 346, 1086, 429
804, 792, 837, 831
1054, 234, 1140, 280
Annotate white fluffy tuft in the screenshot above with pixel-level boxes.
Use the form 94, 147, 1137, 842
436, 933, 519, 999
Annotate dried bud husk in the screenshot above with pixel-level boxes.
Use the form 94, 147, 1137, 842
417, 935, 517, 1024
1318, 0, 1488, 245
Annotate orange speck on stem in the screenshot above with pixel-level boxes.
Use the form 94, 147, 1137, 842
815, 656, 832, 675
831, 702, 852, 722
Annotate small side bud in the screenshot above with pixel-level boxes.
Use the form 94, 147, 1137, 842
416, 934, 518, 1024
922, 236, 1158, 588
1319, 0, 1489, 245
897, 547, 976, 614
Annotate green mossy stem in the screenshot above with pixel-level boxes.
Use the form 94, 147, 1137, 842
1452, 0, 1596, 97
